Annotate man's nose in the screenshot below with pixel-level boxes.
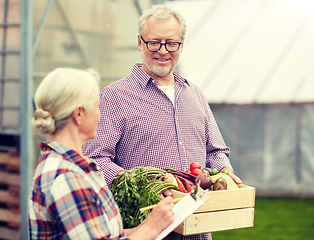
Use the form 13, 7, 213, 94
158, 43, 168, 54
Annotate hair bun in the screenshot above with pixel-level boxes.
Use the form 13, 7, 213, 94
31, 109, 56, 134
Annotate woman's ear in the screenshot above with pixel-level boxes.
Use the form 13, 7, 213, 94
72, 106, 84, 125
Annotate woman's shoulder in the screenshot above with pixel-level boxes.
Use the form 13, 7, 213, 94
33, 152, 86, 190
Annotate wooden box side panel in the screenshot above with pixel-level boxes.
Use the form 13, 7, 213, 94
171, 184, 256, 212
197, 185, 255, 212
174, 207, 255, 236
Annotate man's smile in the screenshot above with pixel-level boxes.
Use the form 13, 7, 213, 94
154, 57, 170, 62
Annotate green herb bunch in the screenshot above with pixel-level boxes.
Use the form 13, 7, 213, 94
110, 166, 178, 229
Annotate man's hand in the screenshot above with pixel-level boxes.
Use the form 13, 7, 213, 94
220, 167, 242, 184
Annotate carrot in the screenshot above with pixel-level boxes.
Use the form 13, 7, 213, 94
175, 175, 188, 193
185, 179, 194, 192
175, 175, 195, 187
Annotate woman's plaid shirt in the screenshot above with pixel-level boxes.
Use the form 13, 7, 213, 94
29, 141, 128, 240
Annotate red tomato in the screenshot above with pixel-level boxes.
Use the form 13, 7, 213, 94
190, 162, 201, 170
191, 168, 202, 176
201, 169, 210, 175
185, 169, 191, 174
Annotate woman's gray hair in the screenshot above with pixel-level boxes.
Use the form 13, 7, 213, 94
138, 4, 187, 39
32, 68, 100, 135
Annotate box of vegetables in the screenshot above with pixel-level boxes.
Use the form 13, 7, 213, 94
109, 164, 255, 236
168, 164, 256, 236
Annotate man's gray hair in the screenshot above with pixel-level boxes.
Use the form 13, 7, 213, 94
138, 4, 187, 39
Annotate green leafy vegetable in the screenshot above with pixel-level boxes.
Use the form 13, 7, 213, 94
110, 166, 178, 228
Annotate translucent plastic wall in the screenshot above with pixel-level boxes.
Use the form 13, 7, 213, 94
0, 0, 156, 136
211, 103, 314, 197
33, 0, 153, 91
0, 0, 20, 135
31, 0, 156, 159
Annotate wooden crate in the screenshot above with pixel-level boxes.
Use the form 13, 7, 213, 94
170, 184, 255, 236
0, 151, 21, 239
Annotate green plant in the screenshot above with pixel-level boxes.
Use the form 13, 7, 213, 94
109, 167, 177, 229
213, 197, 314, 240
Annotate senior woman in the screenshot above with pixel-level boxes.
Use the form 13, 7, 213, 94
29, 68, 174, 240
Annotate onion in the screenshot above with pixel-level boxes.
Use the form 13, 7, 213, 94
195, 173, 213, 190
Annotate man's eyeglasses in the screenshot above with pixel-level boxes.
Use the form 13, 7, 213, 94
140, 36, 182, 52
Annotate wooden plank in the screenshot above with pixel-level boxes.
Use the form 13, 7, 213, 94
171, 184, 256, 212
8, 185, 20, 197
0, 151, 20, 172
0, 152, 20, 166
0, 171, 20, 186
0, 226, 20, 240
171, 184, 256, 235
174, 208, 255, 236
0, 208, 20, 227
0, 152, 8, 160
0, 189, 19, 205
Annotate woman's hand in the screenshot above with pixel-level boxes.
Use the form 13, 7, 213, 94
126, 196, 174, 240
161, 189, 173, 198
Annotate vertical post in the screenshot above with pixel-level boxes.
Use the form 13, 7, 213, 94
133, 0, 142, 16
20, 0, 33, 239
153, 0, 165, 4
295, 104, 302, 185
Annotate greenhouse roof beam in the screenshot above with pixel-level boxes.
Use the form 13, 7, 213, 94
133, 0, 142, 16
55, 0, 90, 67
32, 0, 54, 58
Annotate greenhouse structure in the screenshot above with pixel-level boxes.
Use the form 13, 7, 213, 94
1, 0, 314, 239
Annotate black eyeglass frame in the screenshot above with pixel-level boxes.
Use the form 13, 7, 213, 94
140, 35, 183, 52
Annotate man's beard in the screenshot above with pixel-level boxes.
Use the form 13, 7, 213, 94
142, 52, 175, 77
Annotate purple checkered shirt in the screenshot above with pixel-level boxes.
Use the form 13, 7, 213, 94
83, 63, 233, 240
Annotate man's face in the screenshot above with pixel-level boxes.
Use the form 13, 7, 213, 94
138, 16, 184, 78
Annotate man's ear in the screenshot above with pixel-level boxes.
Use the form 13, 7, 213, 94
137, 35, 142, 51
180, 38, 184, 53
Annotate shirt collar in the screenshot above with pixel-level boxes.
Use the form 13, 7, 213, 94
40, 141, 96, 170
132, 63, 190, 88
